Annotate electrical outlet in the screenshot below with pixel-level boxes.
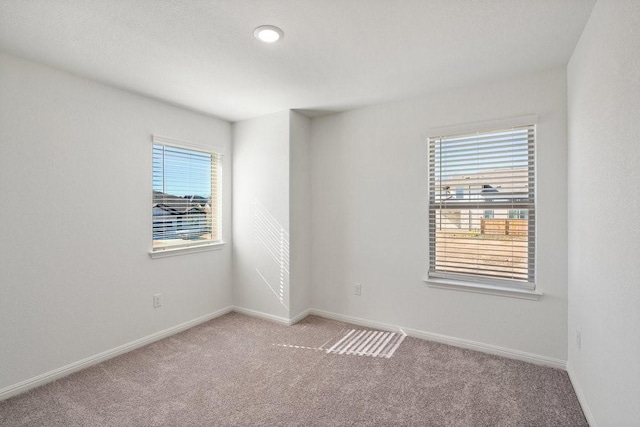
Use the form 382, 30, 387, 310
153, 293, 162, 308
576, 331, 581, 349
354, 283, 362, 296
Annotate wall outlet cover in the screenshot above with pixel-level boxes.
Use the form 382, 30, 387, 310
153, 294, 162, 308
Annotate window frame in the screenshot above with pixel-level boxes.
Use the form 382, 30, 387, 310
150, 135, 224, 258
424, 115, 539, 297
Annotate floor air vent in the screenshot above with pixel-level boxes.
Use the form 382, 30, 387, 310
325, 329, 405, 358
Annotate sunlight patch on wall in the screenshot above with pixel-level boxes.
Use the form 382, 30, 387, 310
254, 199, 289, 309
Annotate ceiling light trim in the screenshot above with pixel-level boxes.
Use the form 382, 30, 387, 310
254, 25, 284, 43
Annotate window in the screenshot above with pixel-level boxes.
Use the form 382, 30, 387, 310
455, 186, 464, 199
509, 209, 528, 219
428, 121, 535, 289
152, 136, 222, 254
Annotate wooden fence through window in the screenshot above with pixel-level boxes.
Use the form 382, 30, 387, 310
480, 219, 528, 236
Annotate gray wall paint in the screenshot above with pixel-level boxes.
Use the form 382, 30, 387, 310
0, 53, 233, 390
7, 8, 640, 421
310, 68, 569, 360
232, 111, 291, 318
567, 0, 640, 424
231, 110, 312, 321
289, 111, 312, 319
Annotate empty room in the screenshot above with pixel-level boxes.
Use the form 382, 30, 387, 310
1, 0, 638, 426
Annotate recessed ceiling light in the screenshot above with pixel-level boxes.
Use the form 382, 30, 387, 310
254, 25, 284, 43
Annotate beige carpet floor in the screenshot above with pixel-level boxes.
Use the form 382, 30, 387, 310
0, 312, 587, 426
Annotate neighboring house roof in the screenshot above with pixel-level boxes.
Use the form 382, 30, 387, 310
154, 205, 206, 215
481, 184, 499, 194
436, 167, 530, 203
153, 191, 210, 215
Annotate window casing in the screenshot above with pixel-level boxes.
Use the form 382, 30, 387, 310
152, 136, 222, 253
428, 122, 535, 290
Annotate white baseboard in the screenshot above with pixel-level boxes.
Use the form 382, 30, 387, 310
309, 308, 566, 370
232, 306, 291, 325
309, 309, 402, 334
401, 326, 566, 370
0, 306, 233, 401
231, 306, 310, 326
567, 362, 597, 426
289, 308, 312, 325
1, 304, 570, 403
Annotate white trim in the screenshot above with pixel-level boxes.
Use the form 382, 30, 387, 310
151, 134, 226, 155
150, 137, 225, 257
1, 305, 570, 402
232, 306, 291, 325
309, 308, 565, 370
426, 114, 539, 138
309, 309, 403, 334
0, 306, 233, 401
231, 307, 310, 326
567, 362, 597, 426
426, 117, 539, 290
289, 308, 312, 325
149, 242, 226, 259
425, 277, 543, 300
401, 326, 565, 370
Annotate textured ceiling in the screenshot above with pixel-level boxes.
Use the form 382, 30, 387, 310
0, 0, 595, 122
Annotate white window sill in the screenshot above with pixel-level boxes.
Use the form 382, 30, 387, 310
149, 242, 226, 259
424, 276, 542, 300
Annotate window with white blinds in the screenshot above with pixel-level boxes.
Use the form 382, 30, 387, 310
428, 123, 535, 289
152, 137, 221, 252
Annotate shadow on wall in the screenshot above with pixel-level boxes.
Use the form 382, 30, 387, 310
254, 199, 289, 310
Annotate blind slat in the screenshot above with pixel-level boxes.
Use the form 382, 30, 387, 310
428, 124, 535, 287
152, 141, 222, 251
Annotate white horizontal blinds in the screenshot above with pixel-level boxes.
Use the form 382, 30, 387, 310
428, 125, 535, 288
152, 141, 221, 251
210, 151, 221, 242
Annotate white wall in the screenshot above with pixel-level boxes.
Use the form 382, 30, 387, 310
232, 111, 291, 319
310, 68, 569, 361
0, 53, 233, 392
289, 111, 311, 319
567, 0, 640, 424
232, 110, 312, 322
